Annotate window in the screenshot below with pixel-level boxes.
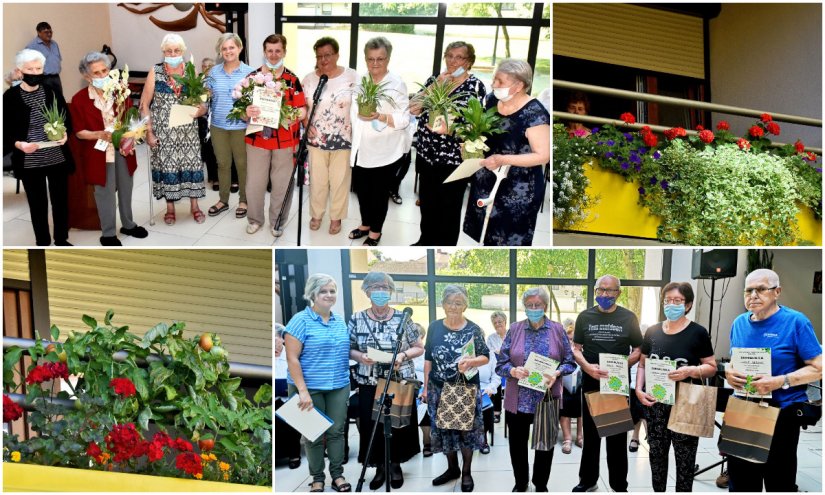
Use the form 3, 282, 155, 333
435, 248, 509, 278
355, 24, 437, 90
281, 22, 352, 80
349, 248, 428, 275
434, 283, 509, 339
517, 249, 588, 279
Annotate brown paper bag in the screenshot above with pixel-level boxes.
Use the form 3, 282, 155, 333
718, 396, 779, 463
668, 381, 718, 438
372, 377, 418, 428
585, 391, 634, 438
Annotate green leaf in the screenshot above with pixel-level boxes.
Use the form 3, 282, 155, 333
4, 346, 23, 371
138, 406, 153, 431
219, 436, 240, 452
149, 365, 174, 391
140, 323, 169, 349
50, 325, 60, 342
104, 309, 114, 326
82, 314, 97, 329
126, 367, 150, 401
253, 384, 272, 405
163, 384, 177, 401
253, 427, 271, 444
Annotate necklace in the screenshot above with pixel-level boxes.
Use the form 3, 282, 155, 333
369, 307, 392, 320
663, 319, 688, 334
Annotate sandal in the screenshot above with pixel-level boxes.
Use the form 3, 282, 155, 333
629, 439, 639, 452
576, 437, 583, 448
331, 477, 351, 492
423, 444, 433, 457
163, 211, 176, 225
363, 234, 381, 246
235, 206, 247, 219
348, 228, 369, 240
309, 481, 324, 492
390, 192, 402, 204
208, 202, 228, 216
328, 220, 341, 235
309, 218, 321, 231
562, 440, 572, 454
192, 209, 205, 224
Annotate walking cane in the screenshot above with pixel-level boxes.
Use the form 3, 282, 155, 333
144, 143, 155, 226
475, 165, 510, 245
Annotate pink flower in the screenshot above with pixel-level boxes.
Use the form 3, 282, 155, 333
263, 72, 274, 83
265, 80, 277, 89
232, 90, 242, 99
233, 84, 242, 92
573, 128, 587, 138
241, 78, 250, 88
253, 73, 265, 85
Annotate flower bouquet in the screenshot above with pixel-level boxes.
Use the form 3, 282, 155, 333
102, 65, 147, 155
355, 74, 396, 117
454, 97, 504, 160
227, 71, 300, 130
411, 78, 463, 132
39, 99, 67, 141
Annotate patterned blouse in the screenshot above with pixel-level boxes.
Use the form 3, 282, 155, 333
302, 68, 358, 151
413, 75, 486, 167
348, 309, 420, 385
424, 319, 490, 386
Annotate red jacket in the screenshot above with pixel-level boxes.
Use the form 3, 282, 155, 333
68, 86, 137, 186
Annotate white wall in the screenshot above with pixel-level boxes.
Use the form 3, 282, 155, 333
307, 249, 345, 316
247, 3, 275, 70
709, 4, 822, 149
771, 249, 822, 340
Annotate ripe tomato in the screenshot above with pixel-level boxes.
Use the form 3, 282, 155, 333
199, 333, 213, 352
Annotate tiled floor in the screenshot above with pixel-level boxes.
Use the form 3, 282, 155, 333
4, 146, 552, 247
275, 415, 822, 492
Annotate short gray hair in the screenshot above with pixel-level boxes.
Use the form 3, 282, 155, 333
595, 274, 621, 289
160, 33, 187, 52
521, 287, 550, 307
216, 32, 243, 54
745, 269, 781, 288
490, 311, 507, 322
364, 36, 392, 58
78, 51, 110, 75
361, 271, 395, 292
441, 284, 469, 306
15, 49, 46, 69
562, 317, 575, 328
303, 273, 337, 303
496, 58, 533, 94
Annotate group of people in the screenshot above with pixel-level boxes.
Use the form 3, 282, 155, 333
5, 23, 550, 247
277, 268, 821, 493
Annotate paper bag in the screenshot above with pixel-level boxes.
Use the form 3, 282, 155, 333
585, 391, 634, 438
718, 396, 779, 463
668, 381, 718, 438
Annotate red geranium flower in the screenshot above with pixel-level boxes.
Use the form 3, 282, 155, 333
737, 138, 751, 151
766, 122, 780, 136
3, 395, 23, 423
749, 125, 764, 138
147, 440, 165, 462
760, 113, 772, 122
87, 442, 105, 464
795, 140, 805, 154
642, 132, 658, 147
805, 151, 817, 162
640, 125, 652, 135
698, 130, 715, 144
620, 112, 636, 124
105, 423, 145, 462
47, 362, 69, 381
174, 437, 194, 452
24, 362, 69, 384
153, 431, 175, 448
695, 124, 705, 131
110, 377, 136, 398
176, 452, 203, 476
716, 120, 730, 131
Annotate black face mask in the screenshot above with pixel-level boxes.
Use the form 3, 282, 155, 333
22, 73, 44, 86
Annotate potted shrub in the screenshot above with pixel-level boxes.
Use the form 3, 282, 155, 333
355, 74, 396, 117
411, 78, 463, 132
39, 99, 67, 142
454, 97, 504, 160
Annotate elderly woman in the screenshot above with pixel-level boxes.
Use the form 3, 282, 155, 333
4, 49, 73, 246
423, 285, 489, 492
283, 274, 351, 492
410, 41, 486, 246
463, 59, 551, 246
559, 317, 583, 454
243, 34, 307, 237
486, 310, 509, 422
69, 51, 148, 246
565, 91, 591, 137
636, 282, 715, 492
206, 33, 253, 219
348, 272, 422, 489
301, 37, 358, 235
349, 37, 411, 246
495, 287, 576, 492
140, 34, 207, 225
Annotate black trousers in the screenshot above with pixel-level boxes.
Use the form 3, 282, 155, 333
727, 402, 803, 492
390, 151, 411, 195
353, 159, 399, 234
492, 384, 503, 414
579, 378, 628, 491
505, 410, 554, 489
416, 156, 467, 246
274, 398, 302, 459
21, 165, 69, 246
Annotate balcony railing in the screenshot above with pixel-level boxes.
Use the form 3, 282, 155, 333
553, 80, 823, 154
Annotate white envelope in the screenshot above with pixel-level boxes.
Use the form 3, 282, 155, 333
274, 394, 334, 442
169, 104, 199, 128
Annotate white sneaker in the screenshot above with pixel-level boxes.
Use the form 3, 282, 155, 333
246, 223, 262, 234
270, 226, 283, 237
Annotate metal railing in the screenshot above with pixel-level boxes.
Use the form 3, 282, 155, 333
553, 80, 823, 154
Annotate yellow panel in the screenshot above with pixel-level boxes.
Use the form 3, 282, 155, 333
797, 206, 823, 246
3, 462, 270, 492
44, 250, 272, 367
554, 4, 705, 79
3, 250, 30, 281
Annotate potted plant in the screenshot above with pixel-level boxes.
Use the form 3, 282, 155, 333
355, 74, 396, 117
171, 59, 210, 107
39, 99, 66, 141
411, 78, 463, 132
453, 97, 504, 160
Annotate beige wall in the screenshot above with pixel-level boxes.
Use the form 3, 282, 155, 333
3, 3, 112, 100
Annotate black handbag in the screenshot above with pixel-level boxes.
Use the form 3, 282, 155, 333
797, 402, 822, 428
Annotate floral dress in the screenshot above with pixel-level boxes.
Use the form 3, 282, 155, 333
463, 97, 550, 246
149, 63, 206, 201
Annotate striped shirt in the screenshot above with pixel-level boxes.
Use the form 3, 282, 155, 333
284, 306, 350, 390
207, 61, 253, 131
21, 87, 65, 169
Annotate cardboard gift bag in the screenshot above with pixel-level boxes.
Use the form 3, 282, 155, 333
584, 391, 634, 438
372, 376, 419, 428
718, 396, 779, 463
668, 381, 718, 438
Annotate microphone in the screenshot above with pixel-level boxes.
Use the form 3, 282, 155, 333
313, 74, 328, 102
397, 307, 413, 336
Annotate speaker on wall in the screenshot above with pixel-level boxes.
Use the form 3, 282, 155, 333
691, 249, 737, 279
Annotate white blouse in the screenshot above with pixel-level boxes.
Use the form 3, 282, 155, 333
349, 71, 413, 168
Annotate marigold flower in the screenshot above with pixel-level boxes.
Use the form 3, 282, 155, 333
3, 395, 24, 423
223, 473, 229, 481
201, 453, 211, 461
716, 120, 730, 131
760, 113, 772, 122
208, 453, 217, 461
748, 125, 764, 138
698, 130, 714, 144
619, 112, 636, 124
11, 451, 21, 462
219, 461, 231, 472
194, 473, 203, 480
766, 121, 780, 136
109, 377, 136, 398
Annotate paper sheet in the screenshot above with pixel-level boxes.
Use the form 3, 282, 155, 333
245, 124, 264, 135
599, 353, 630, 396
730, 347, 772, 399
169, 104, 198, 128
367, 347, 394, 363
460, 338, 478, 379
274, 394, 334, 442
444, 158, 483, 183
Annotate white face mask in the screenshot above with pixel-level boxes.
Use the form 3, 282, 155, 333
493, 85, 514, 102
265, 59, 283, 70
11, 80, 22, 87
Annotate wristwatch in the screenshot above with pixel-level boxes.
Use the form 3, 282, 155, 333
781, 375, 791, 390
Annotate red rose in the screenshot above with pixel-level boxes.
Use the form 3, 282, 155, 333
620, 112, 636, 124
175, 452, 203, 476
749, 125, 764, 138
643, 132, 658, 147
766, 122, 780, 136
110, 377, 136, 398
716, 120, 730, 131
760, 113, 772, 122
795, 140, 805, 154
698, 130, 714, 144
3, 395, 23, 423
737, 138, 751, 151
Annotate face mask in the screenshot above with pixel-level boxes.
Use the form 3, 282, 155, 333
91, 76, 109, 89
663, 304, 686, 321
451, 66, 465, 77
595, 295, 616, 311
22, 73, 44, 86
165, 56, 183, 68
12, 80, 22, 87
525, 309, 545, 323
370, 119, 385, 132
265, 59, 284, 70
370, 290, 391, 307
493, 85, 513, 102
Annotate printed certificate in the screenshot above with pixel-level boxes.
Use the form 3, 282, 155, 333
250, 86, 282, 128
517, 352, 560, 393
599, 353, 629, 396
645, 358, 677, 405
731, 347, 772, 399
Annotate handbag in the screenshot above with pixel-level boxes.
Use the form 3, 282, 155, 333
718, 395, 779, 463
584, 391, 634, 438
668, 375, 718, 438
372, 372, 419, 428
532, 392, 560, 451
435, 375, 478, 431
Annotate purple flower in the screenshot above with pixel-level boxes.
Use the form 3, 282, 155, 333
650, 177, 657, 185
607, 140, 615, 147
591, 127, 600, 134
630, 153, 642, 164
634, 164, 641, 172
621, 162, 630, 170
605, 151, 615, 159
817, 168, 823, 173
660, 180, 669, 190
638, 187, 646, 195
597, 141, 604, 146
638, 147, 648, 154
624, 133, 634, 141
652, 151, 661, 160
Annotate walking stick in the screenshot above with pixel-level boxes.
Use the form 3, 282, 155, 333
145, 143, 155, 226
475, 165, 510, 245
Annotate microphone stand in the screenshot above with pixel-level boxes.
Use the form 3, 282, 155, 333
355, 311, 411, 492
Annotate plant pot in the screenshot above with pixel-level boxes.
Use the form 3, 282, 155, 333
460, 147, 485, 161
358, 101, 377, 117
3, 462, 271, 492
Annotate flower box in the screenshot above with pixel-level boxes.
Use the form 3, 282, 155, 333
3, 463, 270, 492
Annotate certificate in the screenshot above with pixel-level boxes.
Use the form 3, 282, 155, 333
460, 338, 478, 379
274, 394, 334, 442
169, 104, 199, 128
645, 358, 676, 405
367, 347, 394, 364
250, 86, 282, 128
518, 352, 560, 393
599, 353, 629, 396
730, 347, 772, 399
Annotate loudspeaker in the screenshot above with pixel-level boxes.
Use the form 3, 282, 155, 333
691, 249, 737, 279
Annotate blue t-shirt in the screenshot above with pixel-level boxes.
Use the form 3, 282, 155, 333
284, 306, 350, 391
730, 306, 821, 408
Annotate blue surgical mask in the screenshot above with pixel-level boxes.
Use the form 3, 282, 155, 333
451, 66, 465, 77
265, 59, 284, 70
11, 80, 22, 87
165, 56, 184, 68
525, 309, 545, 323
370, 290, 391, 307
370, 119, 385, 132
663, 304, 686, 321
91, 76, 109, 89
595, 296, 616, 311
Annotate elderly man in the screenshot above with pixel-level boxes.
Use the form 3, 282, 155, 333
572, 274, 642, 492
725, 268, 822, 492
566, 91, 591, 137
25, 22, 62, 98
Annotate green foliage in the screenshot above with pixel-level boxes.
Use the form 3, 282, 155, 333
454, 98, 505, 157
355, 74, 397, 117
412, 78, 465, 131
39, 99, 67, 141
552, 123, 598, 229
360, 2, 437, 16
172, 60, 210, 107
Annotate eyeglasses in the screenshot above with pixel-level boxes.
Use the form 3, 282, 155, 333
367, 57, 387, 64
524, 304, 545, 310
444, 301, 466, 308
315, 52, 336, 60
595, 288, 619, 295
163, 49, 183, 55
743, 286, 778, 297
445, 54, 467, 61
663, 298, 685, 305
367, 285, 391, 292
